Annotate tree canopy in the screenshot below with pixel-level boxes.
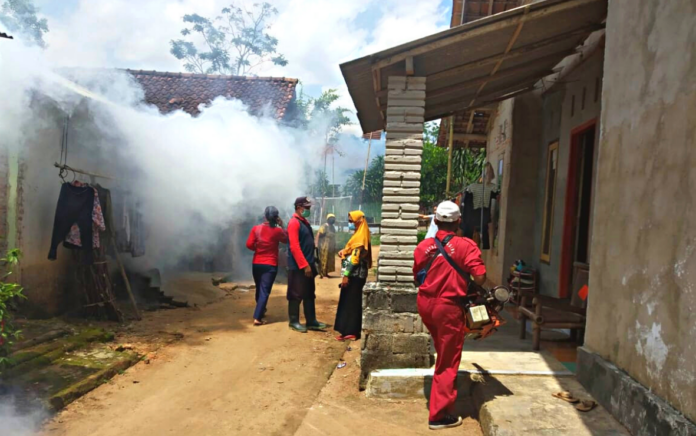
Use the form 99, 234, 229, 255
170, 2, 287, 76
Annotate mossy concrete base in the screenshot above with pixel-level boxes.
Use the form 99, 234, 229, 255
49, 351, 140, 410
1, 325, 140, 414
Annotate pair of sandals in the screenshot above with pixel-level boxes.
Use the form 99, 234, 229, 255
335, 335, 357, 342
552, 391, 597, 412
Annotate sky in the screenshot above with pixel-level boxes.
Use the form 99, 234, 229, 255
30, 0, 452, 182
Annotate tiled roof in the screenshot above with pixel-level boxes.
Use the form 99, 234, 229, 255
126, 70, 299, 121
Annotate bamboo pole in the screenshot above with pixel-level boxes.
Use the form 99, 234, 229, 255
445, 116, 455, 197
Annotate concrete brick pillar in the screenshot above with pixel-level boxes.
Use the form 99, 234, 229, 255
360, 76, 431, 389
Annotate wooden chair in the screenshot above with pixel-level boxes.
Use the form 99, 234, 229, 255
518, 263, 588, 351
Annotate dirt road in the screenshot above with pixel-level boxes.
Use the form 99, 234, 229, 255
42, 274, 347, 436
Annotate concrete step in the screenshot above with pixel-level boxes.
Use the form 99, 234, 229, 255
364, 309, 629, 435
367, 347, 574, 400
473, 375, 630, 435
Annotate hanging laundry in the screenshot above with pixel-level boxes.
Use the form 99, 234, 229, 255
48, 182, 96, 264
466, 183, 499, 210
64, 186, 106, 248
95, 184, 114, 237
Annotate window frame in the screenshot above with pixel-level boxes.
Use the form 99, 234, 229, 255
540, 141, 559, 263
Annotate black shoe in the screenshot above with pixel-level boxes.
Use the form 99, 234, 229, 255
303, 299, 327, 331
428, 415, 462, 430
288, 300, 307, 333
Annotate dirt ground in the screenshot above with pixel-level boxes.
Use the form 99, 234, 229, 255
40, 248, 481, 436
41, 272, 347, 436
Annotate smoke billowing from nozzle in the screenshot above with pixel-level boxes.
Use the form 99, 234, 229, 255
0, 36, 331, 271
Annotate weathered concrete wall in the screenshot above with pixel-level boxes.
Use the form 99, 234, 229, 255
482, 98, 514, 285
17, 105, 76, 316
582, 0, 696, 424
530, 51, 604, 297
501, 93, 542, 277
484, 94, 542, 286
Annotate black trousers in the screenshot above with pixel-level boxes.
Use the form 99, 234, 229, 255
287, 268, 316, 301
334, 277, 366, 338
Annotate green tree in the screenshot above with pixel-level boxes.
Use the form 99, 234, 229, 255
296, 87, 351, 146
310, 169, 330, 198
0, 249, 25, 369
0, 0, 49, 47
170, 2, 287, 76
421, 121, 487, 205
343, 155, 384, 203
420, 122, 449, 206
296, 87, 352, 192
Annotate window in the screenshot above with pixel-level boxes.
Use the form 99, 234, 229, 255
540, 142, 559, 263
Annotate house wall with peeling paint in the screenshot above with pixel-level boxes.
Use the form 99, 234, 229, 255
584, 0, 696, 421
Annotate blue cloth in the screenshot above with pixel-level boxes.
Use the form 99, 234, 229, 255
252, 264, 278, 320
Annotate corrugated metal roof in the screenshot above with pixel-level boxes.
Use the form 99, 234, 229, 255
340, 0, 607, 134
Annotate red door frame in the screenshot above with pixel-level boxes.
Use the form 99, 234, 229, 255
558, 118, 597, 298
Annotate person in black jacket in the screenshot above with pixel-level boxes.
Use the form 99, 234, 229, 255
286, 197, 327, 333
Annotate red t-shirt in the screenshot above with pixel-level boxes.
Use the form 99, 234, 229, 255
246, 223, 288, 266
413, 230, 486, 299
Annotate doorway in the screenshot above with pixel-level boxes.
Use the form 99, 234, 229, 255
559, 119, 597, 298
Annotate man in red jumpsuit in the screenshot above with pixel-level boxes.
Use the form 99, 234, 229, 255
413, 200, 487, 430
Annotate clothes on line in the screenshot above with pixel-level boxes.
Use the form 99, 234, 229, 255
466, 183, 498, 210
64, 183, 105, 249
49, 182, 97, 264
49, 181, 146, 264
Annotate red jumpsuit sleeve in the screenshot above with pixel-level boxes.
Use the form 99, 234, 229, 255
246, 226, 257, 251
287, 218, 309, 270
462, 242, 486, 277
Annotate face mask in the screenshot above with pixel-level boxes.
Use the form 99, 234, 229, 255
348, 223, 356, 231
327, 218, 336, 225
301, 209, 311, 218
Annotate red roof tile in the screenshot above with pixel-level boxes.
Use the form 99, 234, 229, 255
126, 70, 299, 121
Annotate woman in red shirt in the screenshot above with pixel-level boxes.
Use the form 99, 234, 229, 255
246, 206, 288, 326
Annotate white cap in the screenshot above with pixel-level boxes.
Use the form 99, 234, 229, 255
435, 201, 461, 222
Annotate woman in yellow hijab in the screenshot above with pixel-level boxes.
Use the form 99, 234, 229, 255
334, 210, 372, 341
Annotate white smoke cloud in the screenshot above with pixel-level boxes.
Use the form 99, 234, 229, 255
0, 36, 327, 271
0, 398, 46, 436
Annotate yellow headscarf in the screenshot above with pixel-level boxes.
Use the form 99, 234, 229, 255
326, 213, 335, 220
343, 210, 371, 255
